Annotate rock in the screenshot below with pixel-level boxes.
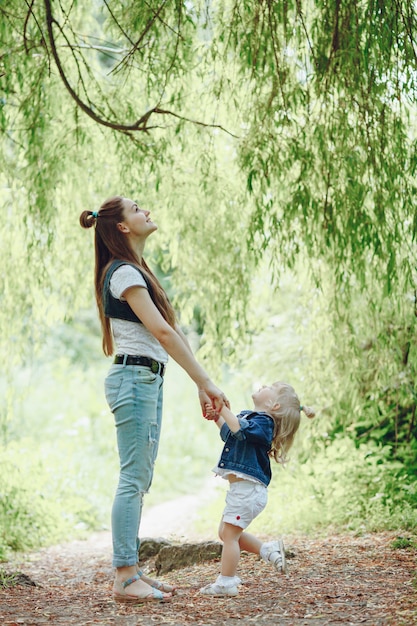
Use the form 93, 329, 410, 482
155, 541, 222, 574
0, 571, 37, 588
139, 537, 172, 561
285, 546, 296, 559
144, 539, 295, 575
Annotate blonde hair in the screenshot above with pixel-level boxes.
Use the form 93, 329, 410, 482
268, 382, 315, 464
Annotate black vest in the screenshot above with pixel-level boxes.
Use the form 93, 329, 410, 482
103, 260, 154, 323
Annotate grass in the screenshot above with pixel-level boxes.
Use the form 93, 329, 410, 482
391, 536, 417, 550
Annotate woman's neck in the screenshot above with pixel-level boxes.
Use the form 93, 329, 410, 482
129, 236, 145, 262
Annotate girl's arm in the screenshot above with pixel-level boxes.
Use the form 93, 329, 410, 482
124, 286, 225, 412
205, 404, 240, 433
218, 405, 240, 432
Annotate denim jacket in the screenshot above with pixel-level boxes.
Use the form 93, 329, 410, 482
216, 410, 275, 486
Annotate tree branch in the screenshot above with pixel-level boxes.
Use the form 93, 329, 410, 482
152, 107, 239, 138
108, 0, 169, 77
23, 0, 36, 54
43, 0, 235, 135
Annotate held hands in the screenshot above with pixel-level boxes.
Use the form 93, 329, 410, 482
204, 403, 221, 422
198, 383, 229, 417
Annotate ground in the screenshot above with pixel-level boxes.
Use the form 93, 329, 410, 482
0, 492, 416, 625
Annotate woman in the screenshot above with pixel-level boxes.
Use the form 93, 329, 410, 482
80, 196, 227, 603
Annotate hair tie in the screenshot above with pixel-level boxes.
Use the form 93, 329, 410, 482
92, 211, 98, 218
300, 405, 303, 411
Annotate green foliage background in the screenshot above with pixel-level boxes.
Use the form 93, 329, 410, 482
0, 0, 416, 556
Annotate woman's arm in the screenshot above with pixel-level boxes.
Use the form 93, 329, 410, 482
174, 323, 217, 412
124, 286, 226, 412
174, 323, 193, 352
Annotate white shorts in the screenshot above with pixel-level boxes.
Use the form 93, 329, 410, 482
222, 480, 268, 529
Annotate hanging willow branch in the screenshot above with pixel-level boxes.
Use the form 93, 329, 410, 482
42, 0, 236, 136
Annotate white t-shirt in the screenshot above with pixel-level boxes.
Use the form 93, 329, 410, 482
109, 265, 168, 363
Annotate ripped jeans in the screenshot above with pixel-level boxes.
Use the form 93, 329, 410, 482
105, 363, 164, 568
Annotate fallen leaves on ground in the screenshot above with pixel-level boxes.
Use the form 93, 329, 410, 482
0, 531, 416, 625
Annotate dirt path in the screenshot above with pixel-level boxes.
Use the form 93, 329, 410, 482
0, 492, 416, 625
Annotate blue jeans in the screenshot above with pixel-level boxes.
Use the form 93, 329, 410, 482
105, 363, 164, 568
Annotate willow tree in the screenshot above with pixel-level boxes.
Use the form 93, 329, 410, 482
1, 1, 416, 365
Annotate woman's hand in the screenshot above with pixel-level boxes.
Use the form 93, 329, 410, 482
198, 383, 228, 416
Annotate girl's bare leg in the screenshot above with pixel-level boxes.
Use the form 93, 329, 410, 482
219, 522, 243, 577
238, 530, 262, 555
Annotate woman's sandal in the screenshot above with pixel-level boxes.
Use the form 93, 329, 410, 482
137, 569, 177, 595
113, 573, 172, 603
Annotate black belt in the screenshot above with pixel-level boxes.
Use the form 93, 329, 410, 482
113, 355, 165, 377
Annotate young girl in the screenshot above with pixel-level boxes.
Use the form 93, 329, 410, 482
80, 196, 227, 603
201, 381, 315, 597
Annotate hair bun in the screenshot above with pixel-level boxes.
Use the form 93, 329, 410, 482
79, 210, 95, 229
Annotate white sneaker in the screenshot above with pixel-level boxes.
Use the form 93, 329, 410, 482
260, 539, 287, 574
200, 582, 239, 596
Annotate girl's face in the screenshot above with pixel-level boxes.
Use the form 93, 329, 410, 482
252, 383, 280, 412
119, 198, 158, 239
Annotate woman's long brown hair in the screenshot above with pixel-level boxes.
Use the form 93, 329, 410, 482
80, 196, 176, 355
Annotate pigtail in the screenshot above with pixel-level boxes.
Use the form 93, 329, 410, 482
300, 405, 316, 419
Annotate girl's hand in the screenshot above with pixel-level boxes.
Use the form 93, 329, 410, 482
203, 403, 220, 421
198, 383, 228, 415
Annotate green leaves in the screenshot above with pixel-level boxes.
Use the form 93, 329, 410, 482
0, 0, 416, 363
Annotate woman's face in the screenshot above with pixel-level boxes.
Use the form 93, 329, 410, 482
119, 198, 158, 239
